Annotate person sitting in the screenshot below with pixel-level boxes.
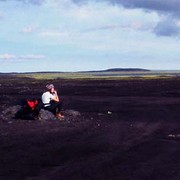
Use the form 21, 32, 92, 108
41, 84, 64, 119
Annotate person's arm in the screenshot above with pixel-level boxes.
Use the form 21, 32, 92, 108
52, 90, 59, 102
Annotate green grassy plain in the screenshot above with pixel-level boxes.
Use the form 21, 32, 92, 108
14, 70, 180, 80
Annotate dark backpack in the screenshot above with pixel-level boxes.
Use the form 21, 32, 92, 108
15, 99, 42, 120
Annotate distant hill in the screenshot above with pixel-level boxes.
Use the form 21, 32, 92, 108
0, 68, 150, 74
103, 68, 150, 72
79, 68, 150, 73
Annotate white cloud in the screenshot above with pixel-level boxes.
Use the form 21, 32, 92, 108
34, 2, 160, 47
39, 29, 69, 37
0, 53, 46, 60
19, 54, 46, 59
0, 53, 16, 59
21, 26, 39, 33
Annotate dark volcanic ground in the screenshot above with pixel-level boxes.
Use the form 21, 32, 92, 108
1, 75, 180, 180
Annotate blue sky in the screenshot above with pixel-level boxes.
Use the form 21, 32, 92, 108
0, 0, 180, 72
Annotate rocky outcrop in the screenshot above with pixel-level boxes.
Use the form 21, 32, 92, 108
38, 109, 56, 120
1, 105, 21, 121
1, 105, 81, 121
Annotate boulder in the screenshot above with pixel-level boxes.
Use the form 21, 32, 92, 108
1, 105, 21, 120
39, 109, 56, 120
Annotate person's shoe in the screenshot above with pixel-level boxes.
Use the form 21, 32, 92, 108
56, 113, 64, 120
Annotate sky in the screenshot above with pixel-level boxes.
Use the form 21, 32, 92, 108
0, 0, 180, 72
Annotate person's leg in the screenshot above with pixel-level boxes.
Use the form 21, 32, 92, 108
55, 101, 64, 118
55, 101, 63, 113
44, 101, 64, 118
44, 104, 56, 115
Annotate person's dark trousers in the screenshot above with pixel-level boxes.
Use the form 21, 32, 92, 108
44, 101, 63, 115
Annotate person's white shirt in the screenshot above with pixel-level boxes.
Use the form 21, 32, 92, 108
42, 91, 54, 107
